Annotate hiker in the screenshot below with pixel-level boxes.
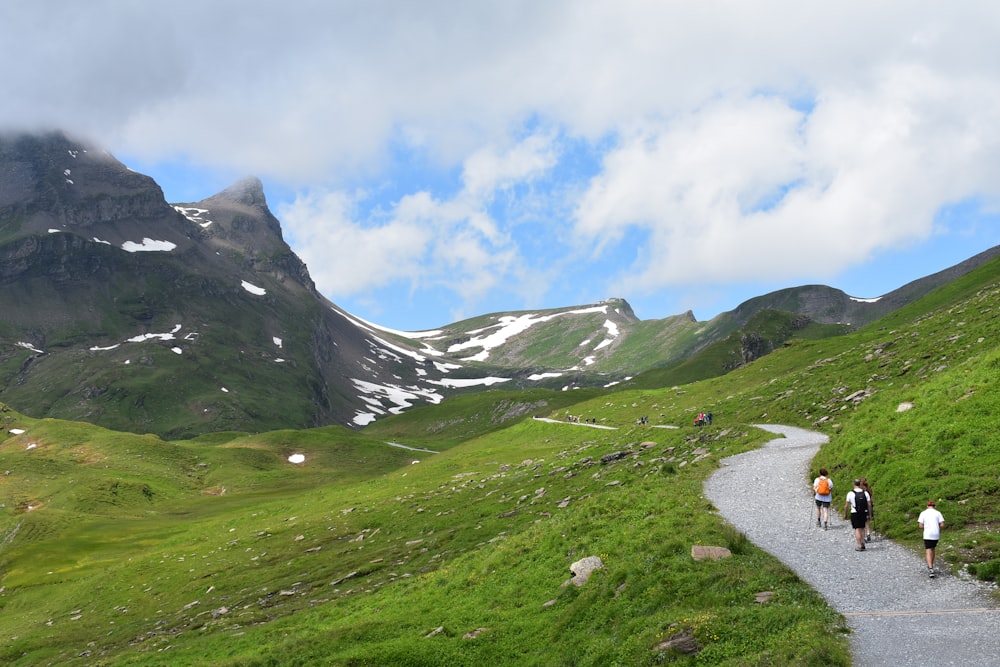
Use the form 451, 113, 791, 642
844, 479, 870, 551
918, 500, 945, 578
860, 477, 875, 541
812, 468, 833, 529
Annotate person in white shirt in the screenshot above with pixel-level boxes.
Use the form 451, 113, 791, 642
918, 500, 945, 577
844, 480, 871, 551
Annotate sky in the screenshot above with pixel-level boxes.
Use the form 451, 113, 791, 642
4, 1, 1000, 331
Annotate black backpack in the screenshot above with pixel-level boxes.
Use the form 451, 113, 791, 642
853, 490, 869, 516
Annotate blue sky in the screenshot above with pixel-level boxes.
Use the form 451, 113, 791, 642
4, 2, 1000, 331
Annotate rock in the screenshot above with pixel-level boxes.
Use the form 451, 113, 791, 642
654, 628, 701, 655
463, 627, 488, 639
691, 545, 732, 561
568, 556, 604, 586
897, 401, 915, 412
425, 626, 445, 638
600, 450, 631, 464
755, 591, 774, 604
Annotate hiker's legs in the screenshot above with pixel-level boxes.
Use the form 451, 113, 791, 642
851, 513, 867, 548
924, 539, 939, 569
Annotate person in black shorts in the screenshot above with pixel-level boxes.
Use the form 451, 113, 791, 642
844, 479, 871, 551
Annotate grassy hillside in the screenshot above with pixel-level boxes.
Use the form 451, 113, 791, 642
3, 255, 1000, 664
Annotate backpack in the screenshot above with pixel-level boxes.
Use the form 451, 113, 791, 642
816, 477, 831, 496
853, 490, 869, 516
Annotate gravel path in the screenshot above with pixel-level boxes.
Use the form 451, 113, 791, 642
704, 424, 1000, 666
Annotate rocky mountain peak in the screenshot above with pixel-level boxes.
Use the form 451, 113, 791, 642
214, 176, 268, 210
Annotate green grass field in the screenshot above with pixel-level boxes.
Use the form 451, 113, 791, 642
3, 258, 1000, 664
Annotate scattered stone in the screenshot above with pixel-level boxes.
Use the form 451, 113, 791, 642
567, 556, 604, 586
463, 627, 488, 639
425, 626, 444, 638
542, 599, 558, 607
654, 628, 701, 655
601, 450, 631, 464
755, 591, 774, 605
691, 545, 732, 561
330, 571, 359, 586
897, 401, 915, 412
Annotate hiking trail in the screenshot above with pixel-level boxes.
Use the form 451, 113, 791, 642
704, 424, 1000, 666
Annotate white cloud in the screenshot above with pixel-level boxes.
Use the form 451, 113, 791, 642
279, 134, 556, 311
576, 63, 1000, 295
5, 2, 1000, 325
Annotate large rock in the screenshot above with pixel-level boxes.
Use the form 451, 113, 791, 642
567, 556, 604, 586
691, 545, 732, 561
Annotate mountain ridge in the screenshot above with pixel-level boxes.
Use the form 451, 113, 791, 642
1, 130, 998, 437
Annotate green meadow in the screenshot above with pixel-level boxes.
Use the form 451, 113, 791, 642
3, 258, 1000, 665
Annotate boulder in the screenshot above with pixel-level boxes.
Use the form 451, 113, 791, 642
691, 545, 732, 561
567, 556, 604, 586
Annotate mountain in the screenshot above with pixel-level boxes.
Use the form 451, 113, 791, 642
2, 130, 999, 439
0, 132, 469, 437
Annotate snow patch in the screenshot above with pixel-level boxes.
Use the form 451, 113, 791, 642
446, 306, 609, 361
288, 453, 305, 464
241, 280, 266, 296
174, 206, 214, 228
427, 376, 510, 388
122, 238, 177, 252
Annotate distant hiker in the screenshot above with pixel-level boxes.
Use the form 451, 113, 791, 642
918, 500, 945, 577
844, 480, 870, 551
706, 412, 713, 425
860, 477, 875, 541
812, 468, 833, 529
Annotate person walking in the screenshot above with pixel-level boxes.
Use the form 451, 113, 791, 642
844, 479, 870, 551
860, 477, 874, 542
812, 468, 833, 529
918, 500, 945, 578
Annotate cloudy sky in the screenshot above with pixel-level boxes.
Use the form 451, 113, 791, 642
4, 1, 1000, 330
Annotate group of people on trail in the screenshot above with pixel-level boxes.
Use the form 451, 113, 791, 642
812, 470, 945, 578
693, 411, 712, 426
